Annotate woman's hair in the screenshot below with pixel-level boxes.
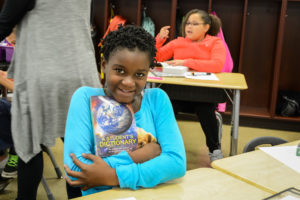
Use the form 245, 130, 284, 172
101, 25, 157, 69
181, 9, 222, 37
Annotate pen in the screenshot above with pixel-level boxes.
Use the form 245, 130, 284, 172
191, 72, 211, 76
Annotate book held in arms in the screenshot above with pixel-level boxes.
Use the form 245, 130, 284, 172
90, 96, 157, 157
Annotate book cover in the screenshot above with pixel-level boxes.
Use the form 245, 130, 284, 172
90, 96, 138, 157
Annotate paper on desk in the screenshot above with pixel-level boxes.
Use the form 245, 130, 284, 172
185, 72, 219, 81
280, 195, 300, 200
259, 146, 300, 174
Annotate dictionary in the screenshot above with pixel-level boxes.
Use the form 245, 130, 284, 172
90, 96, 138, 157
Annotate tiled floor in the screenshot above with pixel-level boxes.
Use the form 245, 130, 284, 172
1, 118, 300, 200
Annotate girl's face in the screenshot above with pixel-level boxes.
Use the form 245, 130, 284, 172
185, 13, 210, 41
102, 48, 150, 105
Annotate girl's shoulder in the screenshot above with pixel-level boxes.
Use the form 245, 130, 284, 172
204, 34, 222, 43
144, 88, 169, 101
72, 86, 104, 99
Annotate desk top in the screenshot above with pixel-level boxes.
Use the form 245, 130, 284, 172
147, 72, 248, 90
211, 140, 300, 194
74, 168, 271, 200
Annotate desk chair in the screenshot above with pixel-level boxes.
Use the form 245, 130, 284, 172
41, 145, 63, 200
243, 136, 288, 153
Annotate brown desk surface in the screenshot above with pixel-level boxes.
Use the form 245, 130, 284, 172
211, 140, 300, 194
147, 72, 248, 90
74, 168, 271, 200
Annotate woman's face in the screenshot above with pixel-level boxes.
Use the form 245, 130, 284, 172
102, 48, 150, 104
185, 13, 210, 41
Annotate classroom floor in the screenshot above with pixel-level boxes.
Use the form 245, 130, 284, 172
1, 117, 300, 200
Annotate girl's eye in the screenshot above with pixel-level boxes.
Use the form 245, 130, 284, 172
115, 68, 125, 74
136, 73, 146, 78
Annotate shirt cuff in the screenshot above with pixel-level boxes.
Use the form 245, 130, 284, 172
104, 150, 134, 168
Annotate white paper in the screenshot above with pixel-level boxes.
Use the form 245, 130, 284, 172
185, 72, 219, 81
259, 146, 300, 174
280, 195, 300, 200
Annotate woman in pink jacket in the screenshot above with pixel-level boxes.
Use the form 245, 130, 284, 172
156, 9, 226, 162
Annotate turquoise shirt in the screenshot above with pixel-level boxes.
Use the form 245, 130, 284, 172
64, 87, 186, 195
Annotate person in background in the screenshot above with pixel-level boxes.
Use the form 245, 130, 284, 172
0, 70, 17, 178
64, 25, 186, 196
0, 70, 15, 192
0, 0, 101, 199
155, 9, 226, 162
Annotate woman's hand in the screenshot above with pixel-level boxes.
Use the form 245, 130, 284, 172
64, 153, 119, 191
128, 142, 161, 163
159, 26, 171, 39
166, 60, 185, 66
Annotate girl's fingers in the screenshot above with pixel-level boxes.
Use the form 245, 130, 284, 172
65, 175, 84, 187
64, 164, 84, 178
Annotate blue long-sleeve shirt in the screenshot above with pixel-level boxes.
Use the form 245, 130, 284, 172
64, 87, 186, 196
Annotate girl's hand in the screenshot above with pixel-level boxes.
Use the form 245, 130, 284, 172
159, 26, 171, 39
166, 60, 185, 66
64, 153, 119, 191
128, 142, 161, 163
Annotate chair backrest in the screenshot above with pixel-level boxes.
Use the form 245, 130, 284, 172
211, 11, 233, 73
211, 11, 233, 112
243, 136, 288, 153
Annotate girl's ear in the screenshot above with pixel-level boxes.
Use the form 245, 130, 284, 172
204, 24, 210, 33
101, 59, 106, 73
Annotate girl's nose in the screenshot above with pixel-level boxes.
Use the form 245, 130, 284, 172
122, 76, 135, 87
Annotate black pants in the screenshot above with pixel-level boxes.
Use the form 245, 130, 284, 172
16, 147, 81, 199
172, 100, 220, 152
17, 151, 43, 200
0, 98, 13, 151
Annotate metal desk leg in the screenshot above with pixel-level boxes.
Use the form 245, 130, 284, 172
230, 89, 240, 156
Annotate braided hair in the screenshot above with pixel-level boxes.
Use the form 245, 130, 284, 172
101, 25, 157, 69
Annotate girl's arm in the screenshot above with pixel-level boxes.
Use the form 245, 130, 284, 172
0, 0, 35, 40
114, 89, 186, 190
155, 28, 176, 62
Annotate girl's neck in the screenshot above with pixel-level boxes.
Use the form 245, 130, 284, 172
103, 88, 142, 113
196, 34, 206, 43
130, 94, 142, 113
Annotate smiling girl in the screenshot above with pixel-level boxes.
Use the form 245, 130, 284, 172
64, 25, 186, 196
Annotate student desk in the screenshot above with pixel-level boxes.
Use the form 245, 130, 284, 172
211, 140, 300, 194
73, 168, 271, 200
147, 72, 248, 156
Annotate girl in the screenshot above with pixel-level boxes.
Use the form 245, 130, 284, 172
64, 25, 186, 196
156, 9, 226, 161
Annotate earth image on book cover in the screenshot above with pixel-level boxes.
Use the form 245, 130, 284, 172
90, 96, 138, 157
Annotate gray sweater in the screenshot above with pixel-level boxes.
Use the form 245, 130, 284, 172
8, 0, 101, 162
